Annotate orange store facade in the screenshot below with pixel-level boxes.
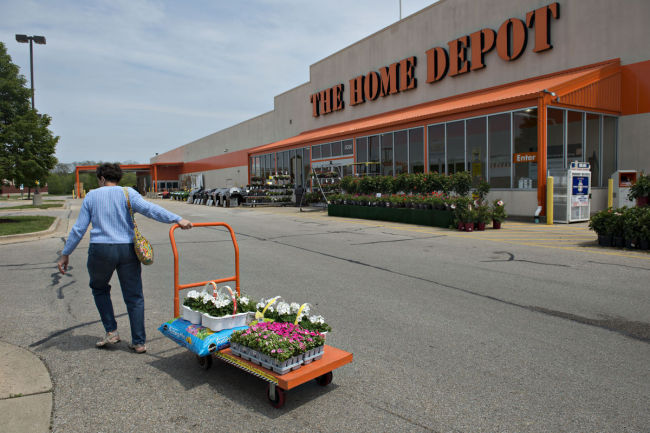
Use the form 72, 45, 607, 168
151, 0, 650, 216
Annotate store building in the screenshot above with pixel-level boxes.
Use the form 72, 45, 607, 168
151, 0, 650, 216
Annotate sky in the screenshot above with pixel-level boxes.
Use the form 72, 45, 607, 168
1, 0, 437, 165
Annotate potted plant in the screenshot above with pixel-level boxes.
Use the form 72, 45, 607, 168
639, 208, 650, 250
464, 206, 476, 232
623, 207, 642, 249
628, 172, 650, 207
475, 204, 491, 231
476, 181, 490, 202
182, 290, 205, 324
491, 200, 507, 229
611, 209, 626, 248
589, 208, 615, 247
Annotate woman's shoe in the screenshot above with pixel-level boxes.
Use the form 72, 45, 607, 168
128, 343, 147, 354
96, 331, 120, 348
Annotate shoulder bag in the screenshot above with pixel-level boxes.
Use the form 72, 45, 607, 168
123, 187, 154, 265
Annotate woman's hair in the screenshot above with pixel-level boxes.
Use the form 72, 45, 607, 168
96, 163, 123, 183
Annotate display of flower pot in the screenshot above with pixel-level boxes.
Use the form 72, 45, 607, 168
493, 220, 502, 229
181, 305, 202, 325
457, 221, 465, 231
613, 236, 625, 248
201, 311, 250, 332
477, 222, 486, 231
640, 239, 650, 250
464, 222, 474, 232
625, 238, 638, 249
597, 234, 613, 247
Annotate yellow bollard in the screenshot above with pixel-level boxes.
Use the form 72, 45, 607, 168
607, 178, 614, 208
546, 176, 554, 225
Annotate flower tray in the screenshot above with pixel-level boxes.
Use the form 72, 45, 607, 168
301, 346, 324, 365
181, 305, 202, 325
202, 312, 254, 332
230, 342, 322, 375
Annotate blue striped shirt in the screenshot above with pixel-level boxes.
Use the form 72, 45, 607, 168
62, 186, 181, 255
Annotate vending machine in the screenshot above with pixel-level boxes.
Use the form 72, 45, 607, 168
549, 161, 591, 223
611, 170, 638, 208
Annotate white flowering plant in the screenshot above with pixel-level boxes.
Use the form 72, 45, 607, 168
255, 298, 332, 332
183, 290, 206, 311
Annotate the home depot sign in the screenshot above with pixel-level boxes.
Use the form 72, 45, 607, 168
309, 2, 559, 117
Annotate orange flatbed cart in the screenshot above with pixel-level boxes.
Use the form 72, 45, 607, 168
169, 222, 353, 408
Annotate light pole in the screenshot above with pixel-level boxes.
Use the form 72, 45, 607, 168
15, 34, 46, 110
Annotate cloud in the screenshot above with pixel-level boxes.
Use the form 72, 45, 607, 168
0, 0, 436, 163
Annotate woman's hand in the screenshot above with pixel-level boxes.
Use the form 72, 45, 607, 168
57, 255, 69, 274
178, 219, 193, 230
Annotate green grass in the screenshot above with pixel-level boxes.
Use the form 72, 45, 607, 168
0, 215, 56, 236
1, 203, 64, 210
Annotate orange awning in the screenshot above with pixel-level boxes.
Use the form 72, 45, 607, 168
250, 59, 621, 156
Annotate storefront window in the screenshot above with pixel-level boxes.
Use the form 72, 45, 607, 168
356, 137, 368, 175
488, 113, 511, 188
394, 130, 408, 175
321, 142, 331, 159
567, 110, 584, 163
409, 127, 424, 173
466, 118, 486, 186
427, 124, 445, 174
381, 132, 394, 176
331, 141, 342, 157
289, 149, 296, 183
513, 109, 538, 189
368, 135, 380, 175
547, 108, 564, 171
602, 116, 617, 185
342, 139, 353, 156
303, 148, 311, 184
446, 121, 465, 174
312, 145, 321, 160
586, 113, 601, 186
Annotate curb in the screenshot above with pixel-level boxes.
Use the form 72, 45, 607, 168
0, 341, 53, 433
0, 216, 63, 244
0, 201, 71, 244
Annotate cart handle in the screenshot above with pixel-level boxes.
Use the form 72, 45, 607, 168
169, 222, 241, 317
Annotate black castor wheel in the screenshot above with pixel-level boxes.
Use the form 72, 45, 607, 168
196, 355, 212, 370
315, 371, 333, 386
266, 384, 286, 408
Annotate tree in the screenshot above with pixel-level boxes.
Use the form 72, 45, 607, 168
0, 41, 58, 197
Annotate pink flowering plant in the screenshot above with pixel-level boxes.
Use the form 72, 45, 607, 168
230, 322, 325, 362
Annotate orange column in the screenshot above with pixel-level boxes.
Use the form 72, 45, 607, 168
536, 94, 548, 214
75, 168, 80, 198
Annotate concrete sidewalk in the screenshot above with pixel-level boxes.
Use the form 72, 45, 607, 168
0, 340, 53, 433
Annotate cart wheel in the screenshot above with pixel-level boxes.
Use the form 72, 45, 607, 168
196, 355, 212, 370
266, 384, 286, 409
315, 371, 333, 386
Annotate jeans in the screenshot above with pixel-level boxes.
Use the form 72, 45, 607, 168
87, 243, 145, 345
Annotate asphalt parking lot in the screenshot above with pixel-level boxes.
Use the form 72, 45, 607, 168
1, 198, 649, 432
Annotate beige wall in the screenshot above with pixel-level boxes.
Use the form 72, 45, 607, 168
618, 113, 650, 172
202, 166, 249, 189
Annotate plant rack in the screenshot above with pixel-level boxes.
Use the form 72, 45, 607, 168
168, 222, 353, 408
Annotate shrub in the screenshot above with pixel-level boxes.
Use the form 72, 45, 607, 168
628, 172, 650, 200
451, 171, 472, 196
588, 208, 615, 236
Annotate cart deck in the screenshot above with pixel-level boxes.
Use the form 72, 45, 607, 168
214, 345, 352, 390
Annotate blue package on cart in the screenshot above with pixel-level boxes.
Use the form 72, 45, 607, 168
158, 318, 248, 357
